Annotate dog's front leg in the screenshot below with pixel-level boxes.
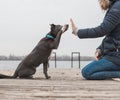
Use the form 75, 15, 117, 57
43, 62, 51, 79
50, 30, 63, 49
50, 25, 69, 49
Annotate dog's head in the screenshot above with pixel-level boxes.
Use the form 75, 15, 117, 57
48, 24, 69, 39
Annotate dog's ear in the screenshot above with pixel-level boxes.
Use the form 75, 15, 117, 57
50, 24, 55, 27
50, 24, 55, 31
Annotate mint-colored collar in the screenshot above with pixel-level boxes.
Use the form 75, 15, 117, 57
46, 34, 55, 39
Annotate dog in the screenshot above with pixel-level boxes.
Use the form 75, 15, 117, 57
0, 24, 69, 79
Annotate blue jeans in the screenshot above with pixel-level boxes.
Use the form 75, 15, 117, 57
82, 58, 120, 80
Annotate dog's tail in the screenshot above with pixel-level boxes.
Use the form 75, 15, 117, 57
0, 72, 18, 79
0, 74, 13, 78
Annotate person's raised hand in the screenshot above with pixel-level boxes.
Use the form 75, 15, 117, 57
70, 19, 76, 30
70, 18, 78, 36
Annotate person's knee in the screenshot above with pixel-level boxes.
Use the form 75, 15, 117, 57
81, 67, 91, 80
81, 60, 99, 80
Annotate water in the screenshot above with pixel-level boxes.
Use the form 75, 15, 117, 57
0, 60, 92, 71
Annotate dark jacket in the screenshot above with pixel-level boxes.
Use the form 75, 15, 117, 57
77, 0, 120, 66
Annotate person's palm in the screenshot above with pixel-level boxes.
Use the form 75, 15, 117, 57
70, 19, 77, 31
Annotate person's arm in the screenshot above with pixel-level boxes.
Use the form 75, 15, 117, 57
71, 1, 120, 38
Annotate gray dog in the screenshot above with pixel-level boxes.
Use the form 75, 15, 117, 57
0, 24, 69, 79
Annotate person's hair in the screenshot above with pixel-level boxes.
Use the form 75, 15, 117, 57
99, 0, 110, 10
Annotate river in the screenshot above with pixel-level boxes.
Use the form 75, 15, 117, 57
0, 60, 92, 70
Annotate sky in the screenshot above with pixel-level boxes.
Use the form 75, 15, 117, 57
0, 0, 105, 56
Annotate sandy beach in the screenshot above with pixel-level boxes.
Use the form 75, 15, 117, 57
0, 68, 120, 100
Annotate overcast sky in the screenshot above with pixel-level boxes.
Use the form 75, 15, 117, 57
0, 0, 105, 56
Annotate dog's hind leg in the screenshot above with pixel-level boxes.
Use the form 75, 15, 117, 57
18, 67, 36, 79
43, 62, 51, 79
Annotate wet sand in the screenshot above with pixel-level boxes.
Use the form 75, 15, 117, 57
0, 68, 120, 100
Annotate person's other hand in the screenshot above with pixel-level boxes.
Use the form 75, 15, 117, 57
70, 18, 78, 36
95, 49, 101, 60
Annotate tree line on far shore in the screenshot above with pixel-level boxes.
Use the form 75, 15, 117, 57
0, 55, 25, 60
0, 54, 95, 61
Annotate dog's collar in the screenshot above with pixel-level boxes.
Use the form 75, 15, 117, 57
46, 34, 55, 40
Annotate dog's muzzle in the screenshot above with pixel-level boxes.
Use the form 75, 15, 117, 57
61, 24, 69, 32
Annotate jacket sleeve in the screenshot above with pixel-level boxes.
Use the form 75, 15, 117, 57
77, 1, 120, 39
